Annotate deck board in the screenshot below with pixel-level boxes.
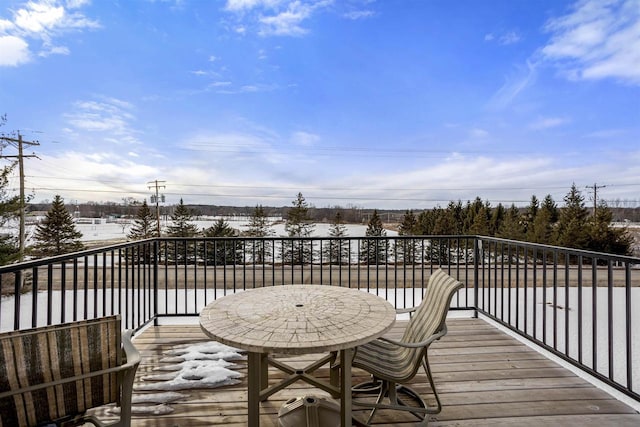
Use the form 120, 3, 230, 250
90, 318, 640, 426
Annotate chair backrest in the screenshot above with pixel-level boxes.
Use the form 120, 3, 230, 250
0, 315, 122, 427
402, 269, 463, 346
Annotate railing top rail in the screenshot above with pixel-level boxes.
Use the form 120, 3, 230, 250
1, 235, 638, 274
0, 238, 156, 273
476, 235, 640, 263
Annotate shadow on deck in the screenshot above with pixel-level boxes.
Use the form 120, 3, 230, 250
95, 318, 640, 426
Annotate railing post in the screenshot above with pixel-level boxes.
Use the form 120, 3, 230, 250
473, 237, 479, 318
153, 240, 159, 326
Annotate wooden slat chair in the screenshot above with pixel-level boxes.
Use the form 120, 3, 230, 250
350, 269, 463, 426
0, 315, 140, 427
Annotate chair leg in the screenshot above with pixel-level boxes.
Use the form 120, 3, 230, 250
422, 356, 442, 414
353, 377, 430, 425
365, 379, 387, 425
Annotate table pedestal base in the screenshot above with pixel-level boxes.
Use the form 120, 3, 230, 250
247, 349, 355, 427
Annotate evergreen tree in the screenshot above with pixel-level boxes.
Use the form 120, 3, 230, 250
359, 210, 388, 264
587, 201, 632, 255
323, 212, 350, 264
433, 201, 462, 235
541, 194, 559, 223
202, 218, 244, 265
498, 204, 525, 240
244, 205, 275, 264
416, 209, 437, 235
166, 199, 199, 237
490, 203, 507, 236
285, 192, 315, 237
554, 184, 590, 249
524, 195, 539, 235
165, 198, 199, 263
463, 198, 491, 235
0, 162, 20, 264
528, 195, 557, 244
283, 193, 315, 264
395, 210, 419, 264
245, 205, 275, 237
128, 200, 157, 240
31, 195, 84, 257
467, 201, 491, 236
125, 200, 158, 264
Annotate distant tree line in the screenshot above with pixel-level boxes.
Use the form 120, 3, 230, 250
0, 184, 636, 264
27, 198, 640, 224
395, 184, 633, 256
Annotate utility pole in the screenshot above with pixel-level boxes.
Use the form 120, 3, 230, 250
585, 183, 606, 216
0, 133, 39, 262
147, 180, 166, 236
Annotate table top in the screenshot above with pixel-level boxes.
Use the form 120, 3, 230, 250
199, 285, 397, 355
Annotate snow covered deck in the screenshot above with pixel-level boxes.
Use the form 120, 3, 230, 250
92, 318, 640, 426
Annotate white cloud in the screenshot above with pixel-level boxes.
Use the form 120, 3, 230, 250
487, 60, 538, 109
38, 43, 70, 57
225, 0, 284, 12
499, 31, 521, 45
484, 30, 521, 45
343, 10, 374, 20
529, 117, 570, 130
65, 97, 141, 144
291, 131, 320, 146
469, 128, 489, 138
0, 18, 15, 31
0, 35, 30, 66
0, 0, 99, 66
14, 2, 64, 33
223, 0, 332, 37
258, 2, 313, 36
541, 0, 640, 85
66, 0, 90, 8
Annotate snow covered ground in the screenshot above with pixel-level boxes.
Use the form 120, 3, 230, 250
1, 217, 397, 245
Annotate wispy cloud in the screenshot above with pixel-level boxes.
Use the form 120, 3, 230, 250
65, 97, 142, 145
469, 128, 489, 138
214, 83, 277, 94
343, 10, 375, 20
225, 0, 285, 13
257, 2, 316, 36
291, 131, 320, 146
487, 60, 538, 110
529, 116, 570, 130
485, 30, 521, 45
0, 0, 99, 66
541, 0, 640, 85
222, 0, 332, 37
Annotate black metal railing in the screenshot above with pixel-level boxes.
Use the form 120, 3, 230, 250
475, 236, 639, 404
0, 235, 638, 403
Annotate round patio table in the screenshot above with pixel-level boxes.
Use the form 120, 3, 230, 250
199, 284, 396, 427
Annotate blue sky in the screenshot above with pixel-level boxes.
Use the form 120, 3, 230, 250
1, 0, 639, 210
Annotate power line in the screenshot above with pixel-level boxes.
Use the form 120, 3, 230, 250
25, 174, 640, 193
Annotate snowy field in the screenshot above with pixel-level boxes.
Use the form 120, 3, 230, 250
2, 217, 397, 245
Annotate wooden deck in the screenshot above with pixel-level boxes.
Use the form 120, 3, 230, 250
94, 318, 640, 426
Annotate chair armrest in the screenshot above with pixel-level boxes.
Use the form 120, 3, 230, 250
122, 330, 141, 369
395, 306, 418, 315
376, 324, 448, 349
